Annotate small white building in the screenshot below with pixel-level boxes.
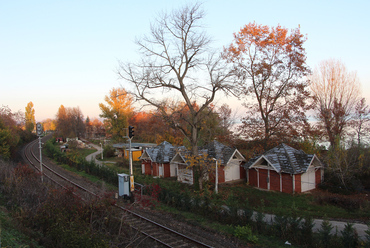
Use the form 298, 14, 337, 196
244, 143, 324, 193
171, 140, 247, 185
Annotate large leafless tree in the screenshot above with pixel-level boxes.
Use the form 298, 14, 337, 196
310, 59, 361, 147
118, 3, 236, 155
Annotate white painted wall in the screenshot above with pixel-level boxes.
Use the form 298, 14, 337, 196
225, 160, 240, 182
301, 166, 315, 192
159, 165, 163, 177
177, 166, 193, 185
170, 163, 177, 177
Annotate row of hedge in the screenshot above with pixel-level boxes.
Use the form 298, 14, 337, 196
143, 183, 370, 248
43, 139, 119, 187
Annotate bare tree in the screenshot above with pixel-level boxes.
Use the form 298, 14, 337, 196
118, 3, 236, 155
350, 98, 370, 146
310, 59, 361, 147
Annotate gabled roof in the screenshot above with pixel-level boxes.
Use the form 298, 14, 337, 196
142, 141, 176, 163
200, 140, 245, 165
170, 140, 245, 166
170, 147, 190, 164
244, 143, 322, 174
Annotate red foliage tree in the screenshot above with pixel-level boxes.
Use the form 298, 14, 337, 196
224, 22, 312, 149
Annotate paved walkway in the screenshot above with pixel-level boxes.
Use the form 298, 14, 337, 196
85, 142, 103, 166
313, 218, 368, 239
260, 212, 368, 240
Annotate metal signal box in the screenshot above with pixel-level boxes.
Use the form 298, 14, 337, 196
118, 173, 130, 197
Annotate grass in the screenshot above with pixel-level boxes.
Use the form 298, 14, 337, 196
156, 201, 299, 248
219, 184, 370, 221
75, 147, 97, 157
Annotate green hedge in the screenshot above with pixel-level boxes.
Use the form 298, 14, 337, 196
43, 140, 119, 186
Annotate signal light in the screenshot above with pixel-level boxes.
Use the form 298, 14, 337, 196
128, 126, 134, 138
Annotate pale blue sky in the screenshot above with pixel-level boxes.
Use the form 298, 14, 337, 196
1, 0, 369, 121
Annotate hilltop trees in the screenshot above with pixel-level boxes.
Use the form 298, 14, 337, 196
42, 118, 56, 132
55, 105, 85, 139
99, 87, 134, 142
85, 117, 104, 139
224, 22, 311, 149
118, 3, 237, 155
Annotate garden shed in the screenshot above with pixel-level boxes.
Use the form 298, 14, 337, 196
244, 143, 324, 193
171, 140, 246, 185
140, 141, 178, 178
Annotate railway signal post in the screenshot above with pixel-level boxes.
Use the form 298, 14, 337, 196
128, 126, 135, 202
36, 122, 43, 182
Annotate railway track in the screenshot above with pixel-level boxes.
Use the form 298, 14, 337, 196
23, 136, 214, 248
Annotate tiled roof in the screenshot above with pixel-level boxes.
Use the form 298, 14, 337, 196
200, 140, 238, 165
145, 141, 176, 163
244, 143, 316, 174
148, 140, 244, 166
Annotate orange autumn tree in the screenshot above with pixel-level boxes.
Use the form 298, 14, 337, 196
85, 117, 104, 139
42, 118, 56, 131
129, 111, 183, 145
99, 87, 134, 142
224, 22, 312, 150
25, 101, 36, 133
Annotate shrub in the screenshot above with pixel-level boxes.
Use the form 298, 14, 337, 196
341, 223, 359, 248
319, 219, 333, 248
103, 144, 115, 158
299, 216, 314, 246
365, 223, 370, 248
234, 225, 258, 244
315, 192, 365, 212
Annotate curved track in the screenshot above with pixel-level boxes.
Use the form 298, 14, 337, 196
23, 136, 214, 248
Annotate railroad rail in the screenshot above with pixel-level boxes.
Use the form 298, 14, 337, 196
23, 136, 214, 248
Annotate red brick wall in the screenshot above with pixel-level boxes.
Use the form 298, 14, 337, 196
249, 169, 258, 187
163, 163, 171, 178
282, 173, 293, 193
219, 166, 225, 183
295, 174, 302, 193
259, 169, 268, 189
270, 170, 280, 191
240, 166, 246, 179
315, 169, 322, 186
152, 163, 159, 176
144, 160, 151, 175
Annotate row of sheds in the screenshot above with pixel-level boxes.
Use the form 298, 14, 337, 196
140, 141, 324, 194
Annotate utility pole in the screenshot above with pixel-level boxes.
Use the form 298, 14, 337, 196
100, 142, 103, 160
213, 158, 218, 194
